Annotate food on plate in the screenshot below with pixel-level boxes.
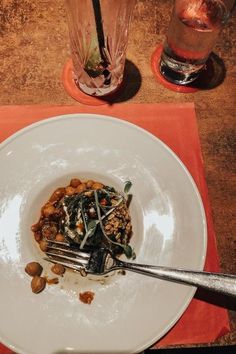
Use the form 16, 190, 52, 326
51, 263, 66, 276
46, 277, 59, 285
25, 261, 46, 293
25, 261, 60, 293
27, 178, 134, 298
39, 239, 48, 252
25, 262, 43, 277
31, 276, 46, 294
79, 291, 95, 304
31, 178, 134, 258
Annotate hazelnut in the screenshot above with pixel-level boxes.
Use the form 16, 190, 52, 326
31, 276, 46, 293
51, 263, 66, 276
55, 233, 65, 242
70, 178, 81, 188
91, 182, 104, 190
65, 186, 76, 196
42, 203, 56, 217
75, 183, 86, 194
86, 180, 94, 188
49, 188, 65, 202
25, 262, 43, 277
39, 240, 48, 252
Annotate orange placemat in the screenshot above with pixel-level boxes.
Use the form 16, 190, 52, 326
0, 103, 230, 353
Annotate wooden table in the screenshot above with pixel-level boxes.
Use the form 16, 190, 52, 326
0, 0, 235, 350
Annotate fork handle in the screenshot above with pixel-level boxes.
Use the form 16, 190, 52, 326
119, 261, 236, 297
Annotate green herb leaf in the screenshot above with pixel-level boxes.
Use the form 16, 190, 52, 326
122, 244, 133, 259
124, 180, 132, 194
87, 220, 97, 236
80, 220, 97, 249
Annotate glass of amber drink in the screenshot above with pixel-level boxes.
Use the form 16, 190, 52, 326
159, 0, 234, 85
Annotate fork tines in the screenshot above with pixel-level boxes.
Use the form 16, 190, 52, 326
44, 240, 91, 271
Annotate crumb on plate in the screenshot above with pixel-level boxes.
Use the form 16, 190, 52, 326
79, 291, 95, 304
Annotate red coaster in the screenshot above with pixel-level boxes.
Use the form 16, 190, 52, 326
151, 46, 199, 93
62, 58, 123, 106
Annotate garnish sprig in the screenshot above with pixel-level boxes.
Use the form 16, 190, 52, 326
124, 180, 132, 194
79, 193, 123, 249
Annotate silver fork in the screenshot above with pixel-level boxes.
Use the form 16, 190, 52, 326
44, 240, 236, 298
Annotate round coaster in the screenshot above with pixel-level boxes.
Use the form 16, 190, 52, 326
151, 45, 199, 93
62, 58, 124, 106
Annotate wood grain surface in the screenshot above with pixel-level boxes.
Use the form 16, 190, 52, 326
0, 0, 235, 349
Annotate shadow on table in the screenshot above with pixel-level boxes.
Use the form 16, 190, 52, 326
194, 288, 236, 311
190, 52, 226, 90
102, 59, 142, 105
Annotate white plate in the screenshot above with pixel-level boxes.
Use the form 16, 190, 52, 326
0, 114, 207, 354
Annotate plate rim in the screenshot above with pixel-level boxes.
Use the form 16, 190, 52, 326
0, 113, 207, 354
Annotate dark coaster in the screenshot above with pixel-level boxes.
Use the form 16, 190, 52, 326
151, 45, 199, 93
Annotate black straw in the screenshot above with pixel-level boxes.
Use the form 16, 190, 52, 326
92, 0, 109, 66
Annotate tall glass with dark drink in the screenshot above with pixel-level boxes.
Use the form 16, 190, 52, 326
160, 0, 233, 85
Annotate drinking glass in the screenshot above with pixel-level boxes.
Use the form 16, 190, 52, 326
65, 0, 136, 97
159, 0, 234, 85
